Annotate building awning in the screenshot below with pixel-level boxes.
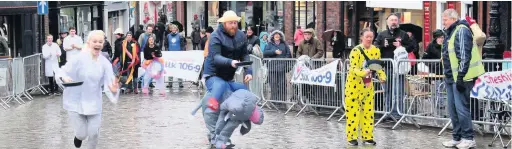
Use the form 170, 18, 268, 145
0, 1, 37, 15
366, 1, 423, 10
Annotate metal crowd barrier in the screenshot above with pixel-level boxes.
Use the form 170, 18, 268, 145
295, 58, 344, 120
390, 59, 449, 130
232, 55, 267, 104
1, 54, 48, 109
0, 59, 14, 109
259, 58, 299, 114
23, 54, 47, 99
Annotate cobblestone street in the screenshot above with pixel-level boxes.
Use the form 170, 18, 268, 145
0, 89, 500, 149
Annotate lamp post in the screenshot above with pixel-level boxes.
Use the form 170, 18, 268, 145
482, 1, 504, 71
483, 2, 504, 60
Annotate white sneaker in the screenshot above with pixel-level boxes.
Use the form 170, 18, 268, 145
456, 139, 476, 149
442, 140, 460, 148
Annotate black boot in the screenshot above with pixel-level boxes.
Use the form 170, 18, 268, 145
363, 140, 377, 145
74, 137, 82, 148
348, 140, 358, 146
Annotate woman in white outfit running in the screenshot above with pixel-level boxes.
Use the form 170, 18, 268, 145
54, 30, 120, 149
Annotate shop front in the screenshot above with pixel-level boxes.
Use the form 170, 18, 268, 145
106, 1, 132, 44
0, 1, 43, 57
204, 1, 284, 34
48, 1, 104, 42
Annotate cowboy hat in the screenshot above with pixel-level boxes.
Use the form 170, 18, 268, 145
217, 10, 241, 23
113, 28, 124, 35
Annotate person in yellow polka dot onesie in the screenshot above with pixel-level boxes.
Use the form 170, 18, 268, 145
345, 28, 386, 146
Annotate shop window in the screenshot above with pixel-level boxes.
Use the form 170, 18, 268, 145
208, 1, 220, 30
77, 7, 91, 41
60, 8, 75, 33
294, 1, 315, 29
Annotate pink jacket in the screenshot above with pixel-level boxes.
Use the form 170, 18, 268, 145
294, 29, 304, 46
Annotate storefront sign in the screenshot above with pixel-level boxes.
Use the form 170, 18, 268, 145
208, 16, 219, 29
423, 1, 431, 49
471, 71, 512, 101
291, 59, 340, 87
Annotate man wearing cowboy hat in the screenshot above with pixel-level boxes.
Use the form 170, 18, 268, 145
201, 10, 253, 148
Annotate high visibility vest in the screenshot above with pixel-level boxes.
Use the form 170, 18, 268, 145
447, 25, 485, 81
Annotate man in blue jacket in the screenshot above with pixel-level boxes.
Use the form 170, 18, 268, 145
441, 9, 485, 149
202, 10, 253, 112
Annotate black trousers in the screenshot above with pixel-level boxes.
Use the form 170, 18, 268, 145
47, 77, 58, 93
193, 43, 200, 50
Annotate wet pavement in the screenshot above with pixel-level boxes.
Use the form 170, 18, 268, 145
0, 87, 503, 149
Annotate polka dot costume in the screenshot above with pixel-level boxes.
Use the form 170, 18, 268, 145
344, 44, 386, 141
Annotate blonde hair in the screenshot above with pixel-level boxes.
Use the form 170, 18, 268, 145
168, 24, 178, 32
82, 30, 105, 52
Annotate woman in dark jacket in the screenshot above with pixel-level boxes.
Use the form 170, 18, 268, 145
263, 30, 291, 101
423, 29, 444, 75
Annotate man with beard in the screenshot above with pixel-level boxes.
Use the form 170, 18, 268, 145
203, 10, 253, 113
200, 11, 252, 148
373, 13, 414, 120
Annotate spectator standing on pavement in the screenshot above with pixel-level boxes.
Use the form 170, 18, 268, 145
246, 26, 260, 54
42, 34, 62, 95
112, 28, 125, 60
345, 28, 386, 146
441, 9, 485, 149
164, 24, 185, 88
373, 13, 415, 119
55, 30, 119, 149
101, 36, 112, 61
112, 32, 140, 93
57, 30, 68, 67
293, 26, 304, 57
296, 28, 324, 58
263, 30, 291, 102
202, 10, 253, 112
200, 29, 207, 50
423, 29, 444, 74
202, 26, 214, 57
138, 24, 156, 53
191, 26, 201, 50
63, 27, 83, 62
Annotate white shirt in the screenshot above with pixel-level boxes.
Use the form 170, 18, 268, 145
42, 42, 61, 77
54, 51, 119, 115
63, 35, 83, 62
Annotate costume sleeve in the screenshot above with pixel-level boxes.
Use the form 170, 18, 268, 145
349, 48, 367, 77
53, 57, 78, 83
102, 59, 120, 103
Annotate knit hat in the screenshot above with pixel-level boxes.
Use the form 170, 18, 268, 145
432, 29, 444, 39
